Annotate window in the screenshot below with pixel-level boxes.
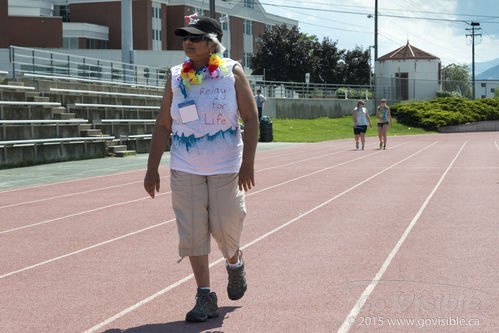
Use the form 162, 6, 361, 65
481, 83, 486, 87
222, 21, 228, 31
244, 0, 254, 8
152, 2, 162, 51
481, 95, 486, 99
223, 50, 229, 58
193, 7, 204, 15
266, 24, 273, 31
243, 20, 253, 35
63, 37, 78, 49
492, 88, 496, 93
86, 39, 96, 49
55, 5, 70, 22
244, 52, 252, 67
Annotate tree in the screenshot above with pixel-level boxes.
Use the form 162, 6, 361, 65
494, 87, 499, 98
251, 24, 318, 82
314, 37, 344, 84
441, 64, 472, 99
342, 47, 370, 85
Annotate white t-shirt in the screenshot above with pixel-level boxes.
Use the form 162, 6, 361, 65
255, 94, 266, 108
169, 59, 243, 175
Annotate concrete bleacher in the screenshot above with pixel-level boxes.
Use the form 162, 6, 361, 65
0, 74, 165, 167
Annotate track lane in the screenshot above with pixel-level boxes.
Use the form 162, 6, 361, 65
83, 141, 456, 332
1, 140, 433, 332
0, 141, 408, 275
345, 137, 499, 332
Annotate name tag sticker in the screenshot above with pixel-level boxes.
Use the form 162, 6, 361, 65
178, 100, 198, 123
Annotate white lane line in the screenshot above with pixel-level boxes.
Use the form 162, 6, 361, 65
82, 141, 437, 333
337, 141, 467, 333
0, 142, 409, 277
0, 219, 176, 280
0, 177, 169, 210
0, 142, 350, 206
0, 193, 169, 235
0, 167, 152, 194
0, 142, 320, 194
257, 146, 352, 172
2, 146, 349, 209
495, 140, 499, 151
0, 143, 380, 234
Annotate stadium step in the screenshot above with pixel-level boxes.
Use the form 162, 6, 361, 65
81, 129, 103, 137
7, 81, 25, 87
26, 92, 39, 99
114, 150, 137, 157
106, 145, 137, 157
108, 145, 127, 153
78, 123, 92, 131
31, 96, 51, 103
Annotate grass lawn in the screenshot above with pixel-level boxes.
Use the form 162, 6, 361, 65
271, 116, 435, 142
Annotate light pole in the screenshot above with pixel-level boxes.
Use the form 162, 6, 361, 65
210, 0, 215, 18
466, 22, 481, 100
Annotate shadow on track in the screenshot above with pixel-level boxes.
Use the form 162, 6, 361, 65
102, 306, 240, 333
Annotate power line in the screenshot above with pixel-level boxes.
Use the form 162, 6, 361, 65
299, 21, 371, 34
258, 2, 496, 24
263, 0, 499, 20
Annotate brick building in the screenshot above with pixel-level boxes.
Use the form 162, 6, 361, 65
1, 0, 297, 68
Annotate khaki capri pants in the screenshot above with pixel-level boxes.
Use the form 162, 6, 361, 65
170, 169, 246, 260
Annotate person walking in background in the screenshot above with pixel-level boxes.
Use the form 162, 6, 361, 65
376, 98, 392, 150
255, 89, 266, 120
353, 100, 372, 150
143, 17, 258, 323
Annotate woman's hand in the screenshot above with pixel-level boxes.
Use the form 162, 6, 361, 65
144, 169, 160, 198
238, 162, 255, 192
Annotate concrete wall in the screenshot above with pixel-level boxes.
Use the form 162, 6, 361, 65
263, 98, 375, 119
438, 120, 499, 133
0, 141, 107, 168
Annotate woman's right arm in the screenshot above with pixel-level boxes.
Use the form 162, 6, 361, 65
144, 77, 173, 198
353, 109, 357, 127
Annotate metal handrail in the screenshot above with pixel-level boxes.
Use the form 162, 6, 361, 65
249, 79, 374, 99
9, 45, 170, 87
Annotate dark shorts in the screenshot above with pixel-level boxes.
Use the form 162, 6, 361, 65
377, 122, 389, 128
354, 125, 367, 135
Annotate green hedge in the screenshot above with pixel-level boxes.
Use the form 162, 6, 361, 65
390, 97, 499, 130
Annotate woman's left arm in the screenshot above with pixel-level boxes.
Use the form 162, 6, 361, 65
233, 64, 259, 191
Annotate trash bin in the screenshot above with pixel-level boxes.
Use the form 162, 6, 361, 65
259, 116, 273, 142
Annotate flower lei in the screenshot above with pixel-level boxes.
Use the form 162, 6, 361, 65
179, 53, 228, 89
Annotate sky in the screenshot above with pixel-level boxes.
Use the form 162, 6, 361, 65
259, 0, 499, 72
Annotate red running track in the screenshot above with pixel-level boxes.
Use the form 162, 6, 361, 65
0, 133, 498, 333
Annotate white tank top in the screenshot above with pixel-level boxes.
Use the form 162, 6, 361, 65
169, 58, 243, 175
355, 107, 368, 126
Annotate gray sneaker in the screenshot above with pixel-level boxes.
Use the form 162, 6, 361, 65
226, 250, 247, 300
185, 288, 219, 322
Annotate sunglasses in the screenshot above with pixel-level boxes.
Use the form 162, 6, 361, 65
182, 34, 206, 43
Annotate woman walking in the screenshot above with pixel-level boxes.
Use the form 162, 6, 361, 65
353, 100, 372, 150
144, 16, 258, 322
376, 98, 392, 150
